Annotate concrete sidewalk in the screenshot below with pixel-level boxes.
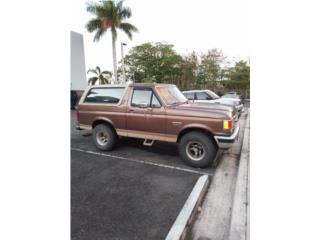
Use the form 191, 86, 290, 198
189, 111, 250, 240
229, 111, 250, 240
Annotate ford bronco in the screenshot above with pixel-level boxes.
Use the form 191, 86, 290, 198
76, 83, 239, 168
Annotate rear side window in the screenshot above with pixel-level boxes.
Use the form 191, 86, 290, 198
84, 88, 125, 104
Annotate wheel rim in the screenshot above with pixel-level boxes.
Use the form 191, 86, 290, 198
96, 131, 108, 146
186, 141, 206, 161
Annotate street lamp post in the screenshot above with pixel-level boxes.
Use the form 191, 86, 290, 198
121, 42, 127, 84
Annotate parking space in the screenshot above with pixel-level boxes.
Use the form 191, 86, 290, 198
71, 150, 200, 240
71, 110, 248, 240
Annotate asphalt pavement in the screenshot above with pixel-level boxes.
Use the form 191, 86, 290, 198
71, 111, 202, 240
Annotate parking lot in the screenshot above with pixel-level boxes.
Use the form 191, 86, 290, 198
71, 110, 248, 239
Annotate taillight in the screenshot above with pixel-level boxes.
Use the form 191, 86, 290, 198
76, 111, 80, 122
223, 119, 233, 130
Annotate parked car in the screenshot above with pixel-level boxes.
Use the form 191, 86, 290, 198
76, 83, 239, 168
182, 90, 244, 115
221, 92, 241, 99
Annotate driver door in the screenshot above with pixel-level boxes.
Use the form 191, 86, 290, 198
126, 87, 166, 138
126, 87, 152, 133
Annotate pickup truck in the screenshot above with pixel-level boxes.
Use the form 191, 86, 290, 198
76, 83, 239, 168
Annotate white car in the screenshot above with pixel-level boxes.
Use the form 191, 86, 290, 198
182, 90, 244, 114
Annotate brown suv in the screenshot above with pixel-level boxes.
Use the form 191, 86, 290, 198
76, 83, 239, 168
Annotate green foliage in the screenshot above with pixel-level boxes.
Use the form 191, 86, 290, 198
222, 60, 250, 98
228, 60, 250, 82
87, 66, 112, 85
119, 42, 184, 84
117, 41, 250, 98
196, 49, 225, 89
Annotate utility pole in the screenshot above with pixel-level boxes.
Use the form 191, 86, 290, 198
121, 42, 127, 84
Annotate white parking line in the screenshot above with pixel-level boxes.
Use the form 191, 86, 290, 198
71, 147, 214, 176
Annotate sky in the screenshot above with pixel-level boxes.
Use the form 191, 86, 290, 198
71, 0, 249, 74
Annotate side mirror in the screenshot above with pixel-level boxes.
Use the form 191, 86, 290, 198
138, 102, 149, 108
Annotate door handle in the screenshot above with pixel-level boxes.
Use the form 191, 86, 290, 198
128, 109, 134, 112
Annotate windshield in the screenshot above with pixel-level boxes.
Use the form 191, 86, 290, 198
156, 85, 187, 105
206, 90, 220, 99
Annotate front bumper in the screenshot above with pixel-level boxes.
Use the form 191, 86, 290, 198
214, 125, 240, 149
236, 104, 244, 112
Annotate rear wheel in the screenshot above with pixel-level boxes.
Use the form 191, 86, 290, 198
178, 131, 217, 168
92, 124, 117, 151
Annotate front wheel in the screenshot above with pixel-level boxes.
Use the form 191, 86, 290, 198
178, 131, 218, 168
92, 124, 117, 151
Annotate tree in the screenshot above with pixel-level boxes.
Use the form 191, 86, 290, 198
179, 52, 198, 90
86, 0, 138, 83
229, 60, 250, 82
87, 66, 112, 85
222, 60, 250, 98
196, 49, 226, 89
119, 42, 184, 84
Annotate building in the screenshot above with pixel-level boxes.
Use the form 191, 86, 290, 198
71, 31, 87, 108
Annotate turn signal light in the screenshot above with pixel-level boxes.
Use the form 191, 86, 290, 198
223, 120, 233, 129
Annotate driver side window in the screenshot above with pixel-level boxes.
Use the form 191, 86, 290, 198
196, 92, 212, 100
131, 89, 152, 107
131, 88, 162, 108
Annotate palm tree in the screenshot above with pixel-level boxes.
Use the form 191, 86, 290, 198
86, 0, 138, 83
87, 66, 112, 85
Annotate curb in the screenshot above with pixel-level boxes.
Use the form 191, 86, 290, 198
228, 110, 250, 240
165, 174, 209, 240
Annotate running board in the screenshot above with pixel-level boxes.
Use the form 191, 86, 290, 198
143, 139, 154, 146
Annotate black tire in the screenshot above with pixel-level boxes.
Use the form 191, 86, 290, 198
178, 131, 217, 168
92, 124, 117, 151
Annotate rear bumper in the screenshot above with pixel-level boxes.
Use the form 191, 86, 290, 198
214, 125, 240, 149
75, 121, 81, 130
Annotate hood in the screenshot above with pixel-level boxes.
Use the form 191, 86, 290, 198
168, 101, 236, 119
215, 98, 241, 106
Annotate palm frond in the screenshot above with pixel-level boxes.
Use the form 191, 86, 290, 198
99, 75, 110, 84
119, 22, 138, 40
101, 70, 112, 76
87, 68, 98, 75
119, 7, 132, 19
116, 1, 131, 19
93, 28, 106, 42
88, 76, 98, 85
86, 18, 101, 32
96, 66, 101, 74
86, 1, 97, 14
95, 5, 111, 18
